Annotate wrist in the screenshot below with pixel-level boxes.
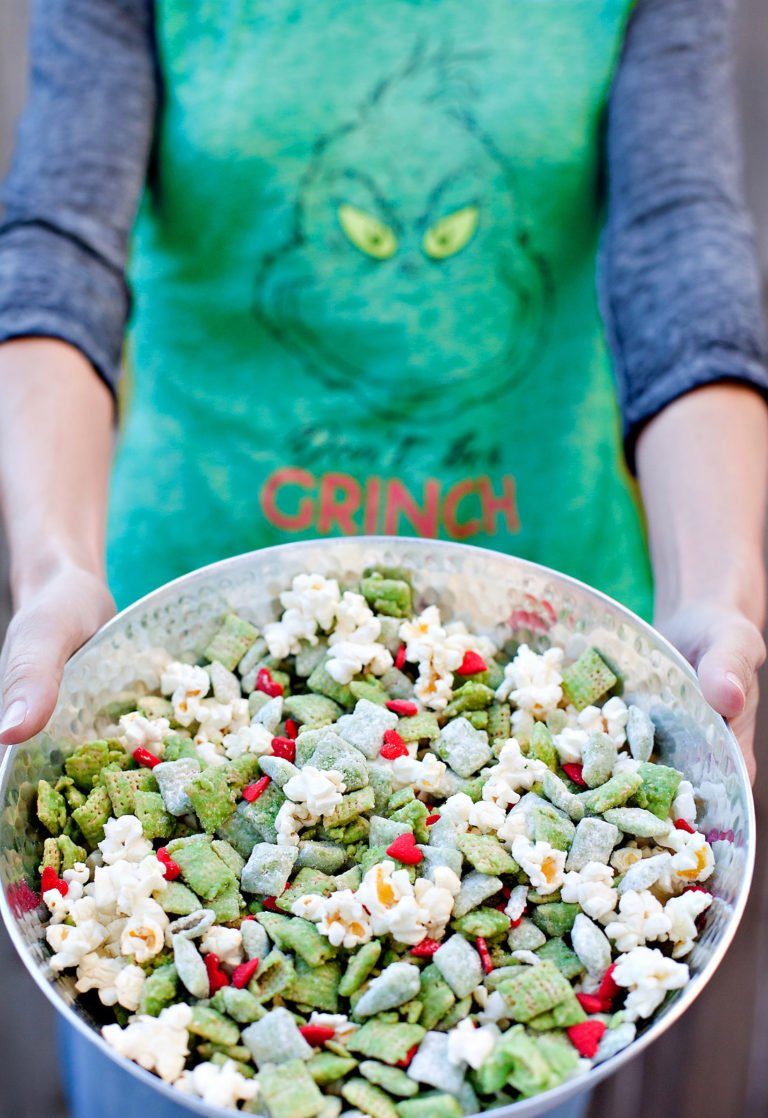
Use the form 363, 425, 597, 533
10, 541, 107, 609
653, 549, 766, 630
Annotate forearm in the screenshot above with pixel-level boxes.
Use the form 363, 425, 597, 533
0, 338, 114, 605
637, 383, 768, 628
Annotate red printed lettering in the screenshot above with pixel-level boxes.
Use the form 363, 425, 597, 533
443, 478, 483, 539
479, 475, 520, 534
318, 473, 362, 534
260, 467, 315, 531
383, 479, 440, 537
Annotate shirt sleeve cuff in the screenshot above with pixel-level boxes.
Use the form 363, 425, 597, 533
0, 221, 128, 396
622, 348, 768, 472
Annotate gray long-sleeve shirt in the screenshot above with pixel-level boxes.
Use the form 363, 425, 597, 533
0, 0, 766, 469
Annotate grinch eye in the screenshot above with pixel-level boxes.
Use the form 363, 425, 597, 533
423, 205, 479, 260
338, 204, 397, 260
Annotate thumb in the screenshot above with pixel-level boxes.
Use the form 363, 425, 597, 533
0, 572, 115, 746
696, 616, 766, 720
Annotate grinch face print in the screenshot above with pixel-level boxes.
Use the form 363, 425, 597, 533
254, 42, 552, 441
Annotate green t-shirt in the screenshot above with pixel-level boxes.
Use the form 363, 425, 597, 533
108, 0, 652, 617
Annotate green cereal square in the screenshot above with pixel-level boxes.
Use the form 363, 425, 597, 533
322, 786, 376, 828
581, 732, 617, 789
159, 880, 201, 915
204, 612, 260, 671
161, 734, 199, 762
308, 661, 355, 708
137, 695, 174, 721
139, 963, 179, 1016
307, 1052, 358, 1085
452, 907, 511, 939
534, 937, 584, 980
56, 834, 86, 870
277, 867, 337, 912
627, 705, 655, 762
295, 840, 347, 874
257, 1059, 324, 1118
497, 960, 574, 1023
359, 1061, 418, 1098
283, 693, 343, 729
189, 1005, 241, 1047
581, 771, 642, 814
64, 740, 128, 792
208, 881, 245, 922
530, 902, 580, 938
342, 1078, 400, 1118
541, 771, 585, 822
308, 734, 370, 791
153, 758, 201, 817
243, 1007, 313, 1066
561, 647, 618, 710
248, 949, 296, 1003
455, 834, 517, 876
437, 718, 492, 777
238, 780, 286, 844
40, 837, 60, 875
360, 575, 412, 618
211, 838, 246, 876
223, 754, 263, 793
216, 800, 271, 858
630, 762, 683, 819
349, 680, 389, 706
528, 803, 575, 852
71, 784, 112, 847
487, 703, 512, 745
419, 845, 463, 882
565, 817, 620, 872
339, 941, 382, 997
529, 723, 557, 771
367, 815, 413, 850
417, 966, 458, 1029
103, 768, 158, 818
396, 1094, 463, 1118
433, 935, 483, 999
367, 765, 393, 814
134, 790, 174, 840
506, 918, 546, 952
443, 681, 495, 719
241, 842, 298, 896
172, 836, 238, 900
286, 958, 342, 1012
186, 766, 237, 833
389, 799, 429, 844
54, 776, 86, 811
335, 700, 399, 759
451, 871, 500, 919
406, 1032, 464, 1094
212, 987, 265, 1025
602, 806, 671, 838
37, 780, 67, 836
397, 712, 440, 744
284, 918, 338, 967
347, 1022, 425, 1064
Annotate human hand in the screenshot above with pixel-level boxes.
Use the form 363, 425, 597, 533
0, 564, 115, 748
656, 600, 765, 782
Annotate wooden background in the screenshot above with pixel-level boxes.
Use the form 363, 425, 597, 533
0, 1, 767, 1116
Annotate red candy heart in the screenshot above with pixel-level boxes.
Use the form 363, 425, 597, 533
230, 958, 260, 989
455, 650, 488, 676
597, 962, 621, 1004
243, 776, 271, 802
256, 668, 283, 697
385, 700, 418, 717
562, 762, 587, 788
299, 1025, 336, 1046
40, 866, 68, 896
380, 730, 409, 760
566, 1020, 607, 1058
394, 644, 407, 670
395, 1044, 419, 1068
271, 737, 296, 762
156, 847, 181, 881
576, 993, 611, 1015
386, 833, 423, 865
204, 953, 229, 994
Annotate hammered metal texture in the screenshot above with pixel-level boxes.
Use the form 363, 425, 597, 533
0, 538, 755, 1118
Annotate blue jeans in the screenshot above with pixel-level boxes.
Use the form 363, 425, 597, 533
61, 1021, 591, 1118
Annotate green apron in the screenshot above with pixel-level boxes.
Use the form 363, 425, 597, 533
107, 0, 652, 619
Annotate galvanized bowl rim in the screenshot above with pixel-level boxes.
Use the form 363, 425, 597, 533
0, 536, 755, 1117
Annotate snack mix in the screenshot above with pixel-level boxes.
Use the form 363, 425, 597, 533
34, 568, 714, 1116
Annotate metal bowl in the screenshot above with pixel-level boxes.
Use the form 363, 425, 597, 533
0, 538, 754, 1117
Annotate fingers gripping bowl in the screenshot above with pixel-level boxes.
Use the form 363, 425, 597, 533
0, 538, 754, 1118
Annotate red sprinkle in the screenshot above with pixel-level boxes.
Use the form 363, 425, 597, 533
380, 730, 410, 760
204, 953, 229, 994
455, 650, 488, 676
299, 1024, 336, 1046
576, 993, 612, 1015
396, 1044, 419, 1068
386, 700, 419, 717
156, 848, 181, 881
231, 958, 260, 989
284, 719, 299, 740
386, 833, 423, 865
395, 643, 407, 670
133, 746, 161, 769
562, 762, 587, 788
410, 939, 441, 957
476, 936, 494, 975
425, 813, 441, 826
243, 776, 271, 803
256, 667, 283, 697
271, 737, 296, 763
509, 915, 524, 929
241, 914, 257, 922
684, 885, 712, 895
262, 896, 281, 912
674, 819, 696, 834
40, 866, 68, 896
567, 1020, 606, 1058
597, 962, 621, 1004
